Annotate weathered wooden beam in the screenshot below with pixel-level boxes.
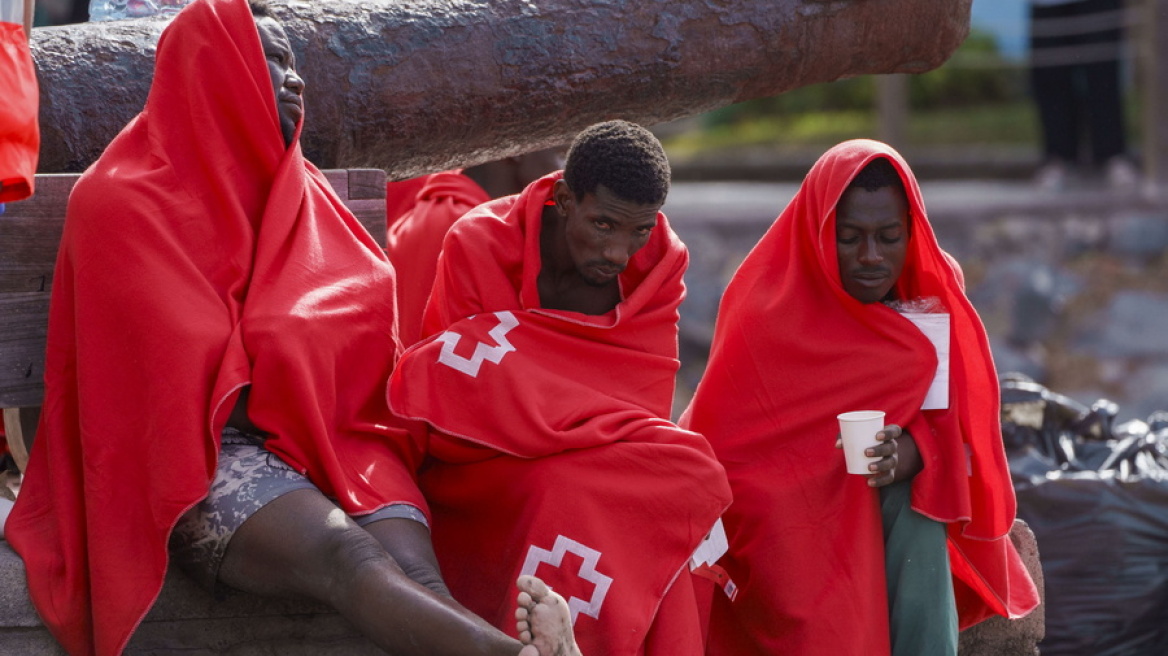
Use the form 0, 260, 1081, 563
32, 0, 972, 177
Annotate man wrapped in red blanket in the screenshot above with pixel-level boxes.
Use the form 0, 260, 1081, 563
386, 149, 563, 347
0, 0, 38, 204
7, 1, 578, 654
390, 120, 732, 655
681, 139, 1039, 655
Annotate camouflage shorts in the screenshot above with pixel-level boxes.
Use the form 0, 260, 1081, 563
169, 427, 428, 593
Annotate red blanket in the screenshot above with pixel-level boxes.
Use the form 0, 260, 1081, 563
0, 20, 38, 203
385, 170, 489, 347
680, 139, 1039, 655
390, 172, 731, 655
385, 175, 433, 227
7, 1, 425, 654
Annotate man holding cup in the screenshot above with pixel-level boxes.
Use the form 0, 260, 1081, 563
680, 140, 1038, 655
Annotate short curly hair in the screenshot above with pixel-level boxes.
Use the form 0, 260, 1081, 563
563, 120, 671, 207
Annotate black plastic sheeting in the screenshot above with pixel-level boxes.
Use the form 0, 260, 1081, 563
1001, 375, 1168, 656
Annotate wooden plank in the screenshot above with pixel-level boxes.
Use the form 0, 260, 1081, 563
322, 169, 387, 243
0, 293, 47, 409
347, 169, 388, 200
0, 175, 71, 294
347, 198, 388, 247
322, 169, 348, 199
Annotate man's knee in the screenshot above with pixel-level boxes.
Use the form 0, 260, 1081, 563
362, 518, 450, 596
317, 523, 398, 584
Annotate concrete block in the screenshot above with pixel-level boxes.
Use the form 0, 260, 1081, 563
957, 519, 1045, 656
0, 541, 380, 655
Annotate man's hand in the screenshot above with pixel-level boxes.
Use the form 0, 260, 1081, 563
835, 424, 922, 487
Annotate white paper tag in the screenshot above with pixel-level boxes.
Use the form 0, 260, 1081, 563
902, 312, 950, 410
0, 0, 22, 25
690, 518, 729, 570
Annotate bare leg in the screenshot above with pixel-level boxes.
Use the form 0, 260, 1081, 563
217, 488, 524, 656
363, 516, 501, 634
514, 575, 584, 656
362, 517, 453, 596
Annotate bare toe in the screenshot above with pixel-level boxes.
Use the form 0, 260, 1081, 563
517, 574, 552, 600
514, 575, 583, 656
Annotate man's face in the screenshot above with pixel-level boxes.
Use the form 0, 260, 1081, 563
554, 182, 660, 287
835, 184, 909, 304
256, 16, 304, 147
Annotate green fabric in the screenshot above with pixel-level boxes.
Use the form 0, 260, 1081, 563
881, 479, 958, 656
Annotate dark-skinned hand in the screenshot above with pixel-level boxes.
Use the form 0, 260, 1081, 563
835, 424, 922, 488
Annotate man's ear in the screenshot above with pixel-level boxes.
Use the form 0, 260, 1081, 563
551, 179, 574, 215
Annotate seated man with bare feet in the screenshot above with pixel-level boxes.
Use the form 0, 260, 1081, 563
389, 120, 732, 655
6, 1, 576, 654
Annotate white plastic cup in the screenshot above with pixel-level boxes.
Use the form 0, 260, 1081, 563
837, 410, 885, 475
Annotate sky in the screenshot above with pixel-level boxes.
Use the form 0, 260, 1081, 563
971, 0, 1027, 58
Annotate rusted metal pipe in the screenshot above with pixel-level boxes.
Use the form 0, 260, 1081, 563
32, 0, 971, 177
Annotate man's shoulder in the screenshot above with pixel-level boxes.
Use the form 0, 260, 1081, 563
437, 196, 529, 289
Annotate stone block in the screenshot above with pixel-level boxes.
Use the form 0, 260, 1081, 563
957, 519, 1045, 656
0, 541, 380, 655
1083, 291, 1168, 358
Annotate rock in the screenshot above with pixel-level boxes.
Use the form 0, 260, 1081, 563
1107, 212, 1168, 261
1081, 291, 1168, 358
957, 520, 1045, 656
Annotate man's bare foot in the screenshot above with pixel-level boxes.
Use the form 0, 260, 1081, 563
514, 574, 583, 656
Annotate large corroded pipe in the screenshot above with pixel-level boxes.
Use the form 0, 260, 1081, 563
33, 0, 971, 177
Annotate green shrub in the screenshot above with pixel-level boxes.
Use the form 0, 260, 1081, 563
910, 31, 1028, 109
700, 27, 1022, 130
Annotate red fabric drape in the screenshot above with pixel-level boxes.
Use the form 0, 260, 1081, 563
390, 172, 731, 654
0, 19, 38, 202
385, 170, 489, 347
384, 175, 433, 227
7, 1, 425, 654
680, 139, 1038, 655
